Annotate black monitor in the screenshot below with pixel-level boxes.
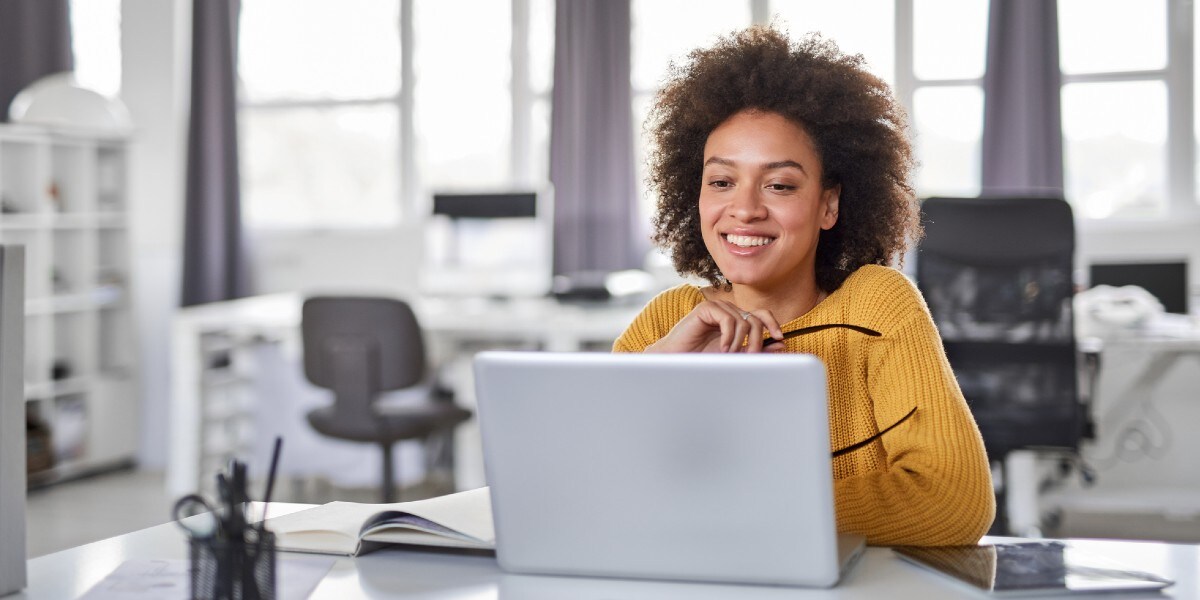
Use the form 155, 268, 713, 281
432, 192, 537, 219
1089, 261, 1188, 314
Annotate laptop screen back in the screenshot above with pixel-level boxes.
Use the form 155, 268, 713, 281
474, 351, 843, 587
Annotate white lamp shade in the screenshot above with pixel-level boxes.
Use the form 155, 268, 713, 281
8, 72, 132, 132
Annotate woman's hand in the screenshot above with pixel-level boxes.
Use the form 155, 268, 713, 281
645, 300, 785, 353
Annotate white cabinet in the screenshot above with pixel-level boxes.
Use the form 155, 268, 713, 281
0, 124, 137, 485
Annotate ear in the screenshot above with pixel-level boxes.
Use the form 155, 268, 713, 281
819, 185, 840, 230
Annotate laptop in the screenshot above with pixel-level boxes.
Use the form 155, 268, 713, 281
473, 351, 865, 588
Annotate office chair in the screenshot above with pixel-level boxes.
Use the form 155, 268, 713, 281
302, 296, 471, 503
916, 196, 1096, 534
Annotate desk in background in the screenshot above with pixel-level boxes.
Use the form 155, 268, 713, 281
167, 293, 644, 496
16, 503, 1200, 599
1008, 321, 1200, 538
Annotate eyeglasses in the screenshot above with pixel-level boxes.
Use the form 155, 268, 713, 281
831, 405, 917, 458
758, 323, 913, 458
762, 323, 881, 348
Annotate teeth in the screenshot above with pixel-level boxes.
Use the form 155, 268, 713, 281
725, 234, 774, 247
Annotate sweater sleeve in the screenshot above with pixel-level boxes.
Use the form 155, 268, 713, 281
834, 280, 996, 546
612, 286, 700, 353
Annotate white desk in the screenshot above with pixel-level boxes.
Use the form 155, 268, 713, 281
15, 504, 1200, 599
167, 294, 645, 496
1007, 323, 1200, 537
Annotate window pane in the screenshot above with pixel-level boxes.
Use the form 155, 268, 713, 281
529, 0, 556, 95
1059, 0, 1166, 74
631, 0, 752, 92
70, 0, 122, 97
769, 0, 895, 84
913, 0, 986, 81
241, 106, 400, 228
414, 0, 512, 191
239, 0, 400, 102
912, 86, 983, 197
1063, 81, 1167, 218
531, 99, 552, 185
632, 92, 655, 228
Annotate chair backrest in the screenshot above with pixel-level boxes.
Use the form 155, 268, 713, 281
917, 197, 1082, 459
302, 297, 427, 420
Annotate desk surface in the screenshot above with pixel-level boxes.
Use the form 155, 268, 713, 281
16, 504, 1200, 599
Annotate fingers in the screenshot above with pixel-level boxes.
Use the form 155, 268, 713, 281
712, 301, 782, 353
660, 300, 786, 354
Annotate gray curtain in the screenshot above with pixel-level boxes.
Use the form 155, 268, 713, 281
0, 0, 73, 121
182, 0, 249, 306
549, 0, 643, 277
981, 0, 1064, 195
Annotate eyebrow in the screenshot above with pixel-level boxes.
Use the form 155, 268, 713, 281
703, 156, 807, 175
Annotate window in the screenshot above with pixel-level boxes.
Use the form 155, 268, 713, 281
70, 0, 122, 98
630, 0, 753, 223
1059, 0, 1171, 219
901, 0, 988, 198
237, 0, 552, 229
630, 0, 989, 219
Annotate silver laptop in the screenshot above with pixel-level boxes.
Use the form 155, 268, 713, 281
473, 351, 865, 588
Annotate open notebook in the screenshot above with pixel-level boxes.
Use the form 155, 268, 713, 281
266, 487, 494, 556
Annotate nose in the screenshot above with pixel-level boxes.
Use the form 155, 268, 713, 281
728, 185, 767, 221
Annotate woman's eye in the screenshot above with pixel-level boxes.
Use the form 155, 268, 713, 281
708, 180, 733, 189
767, 183, 797, 192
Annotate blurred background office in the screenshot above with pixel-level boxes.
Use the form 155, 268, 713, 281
3, 0, 1200, 559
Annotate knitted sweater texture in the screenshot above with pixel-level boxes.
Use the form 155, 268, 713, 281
613, 265, 995, 546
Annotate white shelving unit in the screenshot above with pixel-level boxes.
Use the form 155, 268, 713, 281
0, 123, 137, 486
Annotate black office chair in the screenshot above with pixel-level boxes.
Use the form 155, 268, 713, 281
302, 296, 471, 503
916, 196, 1096, 533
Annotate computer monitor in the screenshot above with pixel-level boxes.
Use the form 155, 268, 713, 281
432, 192, 537, 219
0, 246, 26, 595
421, 191, 553, 298
1089, 261, 1189, 314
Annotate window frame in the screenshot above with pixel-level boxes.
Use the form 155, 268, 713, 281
237, 0, 547, 231
1057, 0, 1198, 224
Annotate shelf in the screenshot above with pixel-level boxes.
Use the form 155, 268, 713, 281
26, 286, 125, 314
25, 376, 92, 400
2, 122, 137, 488
0, 213, 111, 230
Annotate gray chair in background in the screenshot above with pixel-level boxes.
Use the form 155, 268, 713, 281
302, 296, 471, 503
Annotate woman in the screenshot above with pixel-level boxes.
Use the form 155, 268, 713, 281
614, 26, 995, 546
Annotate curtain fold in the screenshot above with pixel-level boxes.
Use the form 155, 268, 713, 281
0, 0, 73, 121
549, 0, 643, 277
181, 0, 250, 306
980, 0, 1064, 196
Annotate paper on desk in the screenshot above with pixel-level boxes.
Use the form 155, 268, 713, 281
78, 556, 335, 600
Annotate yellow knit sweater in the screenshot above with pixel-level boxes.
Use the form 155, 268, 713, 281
613, 265, 995, 546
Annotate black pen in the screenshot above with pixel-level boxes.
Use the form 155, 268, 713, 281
260, 437, 283, 526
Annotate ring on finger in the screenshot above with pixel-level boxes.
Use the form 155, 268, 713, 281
739, 311, 752, 321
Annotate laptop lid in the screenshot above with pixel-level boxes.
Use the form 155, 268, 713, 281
474, 351, 858, 588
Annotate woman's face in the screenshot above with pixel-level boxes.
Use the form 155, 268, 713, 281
698, 110, 840, 292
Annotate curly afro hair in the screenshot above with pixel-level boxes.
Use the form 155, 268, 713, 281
646, 25, 921, 293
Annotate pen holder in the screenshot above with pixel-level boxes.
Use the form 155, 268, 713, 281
187, 528, 276, 600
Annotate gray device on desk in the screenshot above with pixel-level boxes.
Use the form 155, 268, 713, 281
473, 351, 865, 588
894, 542, 1173, 596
